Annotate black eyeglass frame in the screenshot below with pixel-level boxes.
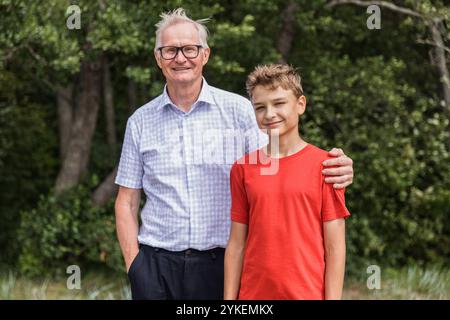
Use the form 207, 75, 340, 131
157, 45, 203, 60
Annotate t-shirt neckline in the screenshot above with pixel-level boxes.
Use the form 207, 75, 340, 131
261, 143, 311, 163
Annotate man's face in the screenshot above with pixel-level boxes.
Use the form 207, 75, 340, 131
155, 22, 210, 85
251, 85, 306, 137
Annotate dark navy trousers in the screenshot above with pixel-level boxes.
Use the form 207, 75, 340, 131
127, 244, 225, 300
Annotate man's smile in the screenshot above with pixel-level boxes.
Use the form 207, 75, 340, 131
172, 67, 191, 71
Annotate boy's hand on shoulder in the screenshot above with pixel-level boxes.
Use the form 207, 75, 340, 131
322, 148, 354, 189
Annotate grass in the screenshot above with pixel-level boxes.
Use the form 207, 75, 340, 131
343, 266, 449, 300
0, 266, 448, 300
0, 270, 131, 300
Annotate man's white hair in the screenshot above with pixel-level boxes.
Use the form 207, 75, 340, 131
154, 8, 210, 50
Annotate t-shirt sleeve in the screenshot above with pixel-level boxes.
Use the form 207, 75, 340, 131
115, 118, 144, 189
321, 178, 351, 222
230, 162, 250, 224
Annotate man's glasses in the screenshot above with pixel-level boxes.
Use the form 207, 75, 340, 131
157, 45, 203, 60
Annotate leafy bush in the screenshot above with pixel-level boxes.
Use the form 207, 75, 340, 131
302, 55, 450, 274
17, 180, 123, 277
0, 104, 58, 265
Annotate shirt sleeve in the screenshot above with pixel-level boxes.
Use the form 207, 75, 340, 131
115, 117, 144, 189
238, 98, 269, 154
321, 180, 351, 222
230, 162, 250, 225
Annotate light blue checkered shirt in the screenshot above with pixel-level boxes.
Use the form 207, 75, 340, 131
115, 79, 268, 251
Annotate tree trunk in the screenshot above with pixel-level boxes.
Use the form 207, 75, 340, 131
139, 83, 147, 109
55, 60, 102, 194
91, 165, 119, 206
127, 78, 138, 113
57, 84, 73, 161
429, 19, 450, 108
90, 78, 142, 206
277, 0, 299, 63
103, 57, 117, 155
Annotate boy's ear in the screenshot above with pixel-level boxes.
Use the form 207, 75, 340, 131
297, 95, 306, 116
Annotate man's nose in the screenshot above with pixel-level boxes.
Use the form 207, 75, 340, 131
174, 49, 187, 63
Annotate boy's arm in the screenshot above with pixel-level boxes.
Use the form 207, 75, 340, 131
224, 221, 248, 300
324, 218, 346, 300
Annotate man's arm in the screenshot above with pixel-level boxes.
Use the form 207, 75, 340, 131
115, 186, 141, 272
324, 218, 346, 300
224, 221, 248, 300
322, 148, 354, 189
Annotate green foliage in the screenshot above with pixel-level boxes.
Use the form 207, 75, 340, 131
301, 53, 450, 274
0, 105, 58, 264
125, 66, 152, 84
17, 181, 123, 277
0, 0, 448, 276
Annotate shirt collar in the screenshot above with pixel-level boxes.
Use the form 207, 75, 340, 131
159, 77, 215, 111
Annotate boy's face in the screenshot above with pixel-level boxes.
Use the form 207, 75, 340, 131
251, 85, 306, 136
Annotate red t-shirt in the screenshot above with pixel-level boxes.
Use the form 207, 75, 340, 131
230, 143, 351, 300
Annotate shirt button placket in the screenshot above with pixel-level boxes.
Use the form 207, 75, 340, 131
182, 114, 194, 248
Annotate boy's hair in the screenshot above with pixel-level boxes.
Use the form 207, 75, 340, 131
246, 64, 304, 99
154, 8, 210, 50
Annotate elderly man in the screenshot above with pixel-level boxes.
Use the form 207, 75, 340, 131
115, 8, 354, 300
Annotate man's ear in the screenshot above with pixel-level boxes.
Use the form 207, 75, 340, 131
297, 95, 306, 116
202, 47, 211, 66
154, 50, 162, 69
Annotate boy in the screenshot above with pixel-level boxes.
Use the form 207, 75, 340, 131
224, 64, 351, 300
